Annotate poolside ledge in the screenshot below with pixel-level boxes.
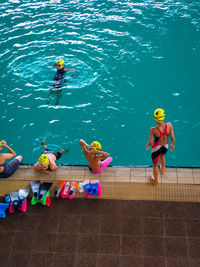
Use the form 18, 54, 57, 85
0, 165, 200, 202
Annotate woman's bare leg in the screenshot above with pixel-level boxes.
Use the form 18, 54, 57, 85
160, 155, 165, 175
15, 155, 22, 162
149, 164, 159, 186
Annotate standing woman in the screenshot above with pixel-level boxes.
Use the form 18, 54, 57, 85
146, 109, 175, 185
0, 140, 22, 178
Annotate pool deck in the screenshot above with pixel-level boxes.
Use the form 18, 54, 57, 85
1, 165, 200, 267
1, 165, 200, 202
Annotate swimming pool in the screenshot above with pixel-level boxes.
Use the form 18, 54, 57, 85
0, 0, 199, 166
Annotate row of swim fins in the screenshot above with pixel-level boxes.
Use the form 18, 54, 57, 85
30, 180, 52, 207
0, 181, 52, 218
55, 180, 102, 199
0, 180, 102, 218
0, 189, 29, 218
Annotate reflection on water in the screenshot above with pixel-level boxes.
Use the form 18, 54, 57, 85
0, 0, 200, 166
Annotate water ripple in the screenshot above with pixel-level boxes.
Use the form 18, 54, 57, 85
0, 0, 199, 166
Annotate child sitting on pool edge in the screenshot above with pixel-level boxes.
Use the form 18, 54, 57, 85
0, 140, 22, 178
34, 140, 69, 174
80, 139, 112, 173
146, 108, 175, 186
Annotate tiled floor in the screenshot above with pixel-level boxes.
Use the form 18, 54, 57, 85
1, 199, 200, 267
0, 166, 200, 201
2, 165, 200, 184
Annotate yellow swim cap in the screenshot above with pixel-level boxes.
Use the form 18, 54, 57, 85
56, 59, 64, 68
0, 141, 2, 147
154, 108, 165, 123
91, 141, 102, 150
38, 154, 49, 165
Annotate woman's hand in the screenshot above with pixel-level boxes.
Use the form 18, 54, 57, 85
1, 140, 6, 146
146, 144, 150, 150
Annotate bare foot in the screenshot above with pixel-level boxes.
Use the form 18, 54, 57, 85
149, 176, 159, 186
59, 147, 69, 154
41, 139, 47, 150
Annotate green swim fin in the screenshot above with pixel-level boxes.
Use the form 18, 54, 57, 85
39, 182, 53, 201
40, 191, 49, 205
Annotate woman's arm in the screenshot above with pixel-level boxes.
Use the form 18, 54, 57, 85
169, 123, 175, 151
1, 140, 16, 159
146, 128, 154, 150
34, 163, 50, 174
64, 68, 75, 77
80, 139, 89, 151
90, 147, 110, 157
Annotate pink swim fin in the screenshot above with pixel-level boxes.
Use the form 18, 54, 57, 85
60, 182, 70, 199
67, 182, 79, 199
97, 183, 102, 196
9, 202, 15, 214
46, 196, 52, 208
18, 198, 27, 213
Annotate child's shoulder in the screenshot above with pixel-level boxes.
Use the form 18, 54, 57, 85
150, 126, 157, 131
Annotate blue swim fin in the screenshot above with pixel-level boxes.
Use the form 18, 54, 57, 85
91, 182, 99, 196
83, 182, 92, 195
0, 203, 10, 218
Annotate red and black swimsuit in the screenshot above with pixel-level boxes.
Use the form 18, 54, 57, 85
151, 123, 169, 164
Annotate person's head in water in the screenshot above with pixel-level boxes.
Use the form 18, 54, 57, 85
154, 108, 165, 124
38, 154, 49, 170
0, 141, 2, 152
56, 59, 64, 70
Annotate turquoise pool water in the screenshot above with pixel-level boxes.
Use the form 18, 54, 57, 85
0, 0, 199, 167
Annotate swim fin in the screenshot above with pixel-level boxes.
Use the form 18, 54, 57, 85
18, 198, 27, 213
30, 180, 40, 200
60, 182, 70, 199
83, 180, 92, 195
55, 181, 65, 198
79, 182, 84, 193
97, 183, 102, 196
67, 182, 79, 199
0, 203, 10, 218
39, 182, 53, 201
10, 191, 19, 213
91, 180, 99, 196
41, 191, 50, 205
18, 189, 29, 208
46, 196, 52, 208
31, 196, 40, 205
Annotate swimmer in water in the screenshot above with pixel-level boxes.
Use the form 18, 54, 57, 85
146, 108, 175, 186
48, 59, 75, 105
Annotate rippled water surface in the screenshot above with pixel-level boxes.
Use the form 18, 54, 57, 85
0, 0, 200, 166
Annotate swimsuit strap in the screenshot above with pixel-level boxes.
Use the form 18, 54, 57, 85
164, 123, 168, 136
156, 126, 162, 138
156, 124, 168, 138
